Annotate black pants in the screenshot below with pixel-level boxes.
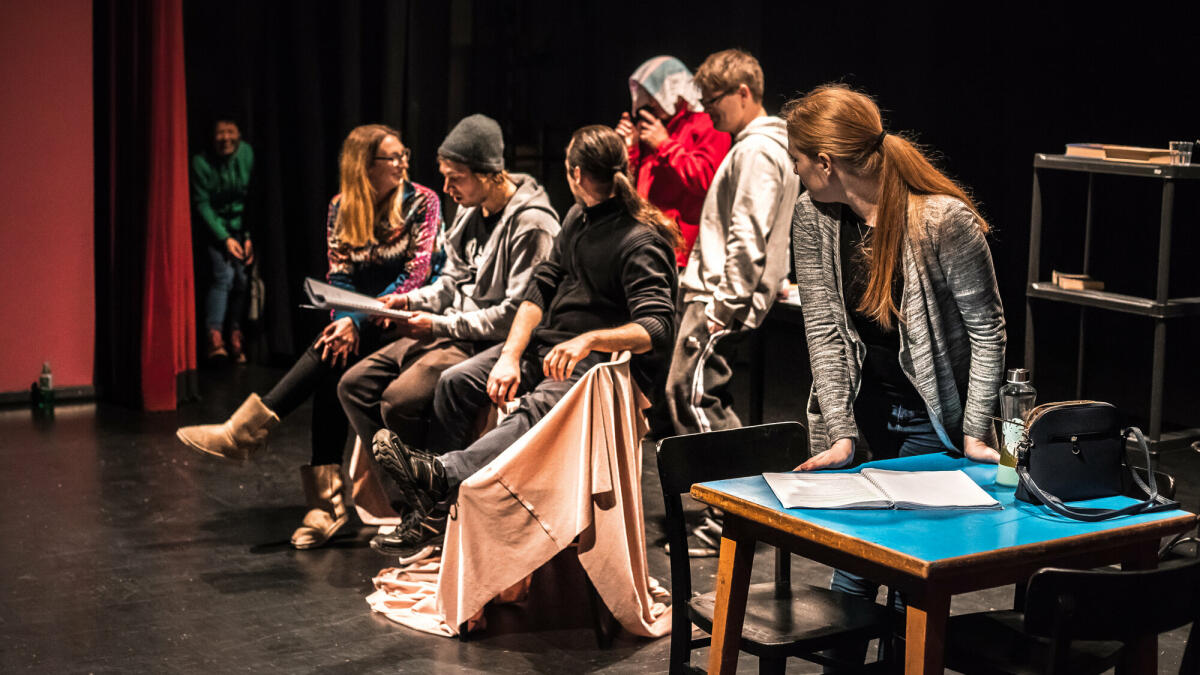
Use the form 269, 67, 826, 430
261, 322, 390, 466
430, 342, 606, 487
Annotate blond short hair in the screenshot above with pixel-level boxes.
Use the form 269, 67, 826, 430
694, 49, 764, 103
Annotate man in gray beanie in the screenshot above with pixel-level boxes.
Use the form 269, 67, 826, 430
436, 113, 505, 173
338, 113, 561, 557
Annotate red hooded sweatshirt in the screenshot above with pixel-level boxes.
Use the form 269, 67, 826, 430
628, 109, 730, 267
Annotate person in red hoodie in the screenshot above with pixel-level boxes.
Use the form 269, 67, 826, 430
616, 56, 731, 267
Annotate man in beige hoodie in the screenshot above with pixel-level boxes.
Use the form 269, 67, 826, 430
666, 49, 802, 435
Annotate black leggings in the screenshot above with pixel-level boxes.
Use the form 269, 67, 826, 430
262, 323, 386, 466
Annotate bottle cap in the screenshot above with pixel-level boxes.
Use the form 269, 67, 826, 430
1006, 368, 1030, 383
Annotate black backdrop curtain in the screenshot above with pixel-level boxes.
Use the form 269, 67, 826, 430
183, 0, 456, 361
178, 0, 1200, 429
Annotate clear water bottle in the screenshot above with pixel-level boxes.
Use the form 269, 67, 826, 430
996, 368, 1036, 486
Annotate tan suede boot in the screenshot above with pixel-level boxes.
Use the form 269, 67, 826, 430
175, 393, 279, 461
291, 464, 349, 549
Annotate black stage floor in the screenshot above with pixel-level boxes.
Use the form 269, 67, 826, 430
2, 361, 1197, 672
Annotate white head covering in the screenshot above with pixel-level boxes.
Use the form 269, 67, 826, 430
628, 56, 702, 116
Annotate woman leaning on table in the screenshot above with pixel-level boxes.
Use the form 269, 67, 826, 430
784, 84, 1005, 601
176, 124, 441, 550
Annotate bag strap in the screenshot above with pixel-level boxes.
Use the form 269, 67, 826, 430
1017, 426, 1178, 522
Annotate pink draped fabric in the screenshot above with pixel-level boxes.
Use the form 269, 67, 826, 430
366, 352, 672, 638
346, 439, 403, 526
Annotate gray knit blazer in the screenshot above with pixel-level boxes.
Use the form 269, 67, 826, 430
791, 192, 1006, 456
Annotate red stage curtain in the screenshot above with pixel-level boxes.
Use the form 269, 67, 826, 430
139, 0, 195, 411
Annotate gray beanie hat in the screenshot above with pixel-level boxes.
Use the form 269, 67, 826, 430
438, 114, 504, 173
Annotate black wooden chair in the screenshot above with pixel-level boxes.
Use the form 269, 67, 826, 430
656, 422, 896, 674
946, 558, 1200, 674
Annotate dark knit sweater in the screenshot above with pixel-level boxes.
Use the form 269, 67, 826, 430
521, 198, 678, 392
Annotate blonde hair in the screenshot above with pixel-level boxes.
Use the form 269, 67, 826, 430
783, 84, 987, 329
567, 125, 682, 249
694, 49, 764, 102
335, 124, 404, 247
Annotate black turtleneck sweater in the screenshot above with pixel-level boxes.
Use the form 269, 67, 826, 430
520, 198, 678, 393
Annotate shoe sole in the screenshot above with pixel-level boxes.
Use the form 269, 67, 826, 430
175, 429, 249, 463
372, 431, 435, 515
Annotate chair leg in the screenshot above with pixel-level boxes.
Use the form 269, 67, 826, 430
757, 656, 787, 675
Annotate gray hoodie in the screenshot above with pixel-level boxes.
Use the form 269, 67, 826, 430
680, 115, 801, 329
405, 173, 559, 342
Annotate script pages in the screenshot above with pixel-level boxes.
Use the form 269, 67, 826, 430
762, 469, 1000, 510
303, 278, 413, 321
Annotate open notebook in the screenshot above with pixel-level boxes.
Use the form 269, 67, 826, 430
303, 278, 413, 321
762, 469, 1001, 510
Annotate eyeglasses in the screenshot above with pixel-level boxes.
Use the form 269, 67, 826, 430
700, 88, 737, 108
374, 149, 411, 164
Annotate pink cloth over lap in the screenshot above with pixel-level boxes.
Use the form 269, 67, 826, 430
366, 353, 672, 638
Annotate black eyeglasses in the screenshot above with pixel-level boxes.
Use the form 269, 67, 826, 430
700, 88, 737, 108
374, 149, 411, 164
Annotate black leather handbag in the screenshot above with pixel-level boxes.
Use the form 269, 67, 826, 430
1014, 401, 1177, 521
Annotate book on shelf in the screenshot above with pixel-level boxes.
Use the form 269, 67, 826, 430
1052, 270, 1105, 291
1065, 143, 1172, 164
302, 278, 413, 320
762, 468, 1001, 510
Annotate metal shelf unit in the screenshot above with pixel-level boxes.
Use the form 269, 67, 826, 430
1025, 153, 1200, 453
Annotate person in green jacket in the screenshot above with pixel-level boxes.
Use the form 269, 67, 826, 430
192, 119, 255, 363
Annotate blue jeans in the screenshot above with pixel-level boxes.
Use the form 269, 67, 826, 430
831, 398, 944, 608
205, 237, 248, 331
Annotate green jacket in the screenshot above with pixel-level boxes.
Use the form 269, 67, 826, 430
191, 142, 254, 241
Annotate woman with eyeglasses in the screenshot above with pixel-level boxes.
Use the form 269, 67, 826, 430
176, 124, 442, 550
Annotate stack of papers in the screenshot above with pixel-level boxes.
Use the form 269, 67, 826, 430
303, 278, 413, 321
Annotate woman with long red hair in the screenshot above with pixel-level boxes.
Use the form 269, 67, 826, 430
176, 124, 441, 550
785, 84, 1005, 615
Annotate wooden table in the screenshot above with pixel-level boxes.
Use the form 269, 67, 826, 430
692, 453, 1196, 674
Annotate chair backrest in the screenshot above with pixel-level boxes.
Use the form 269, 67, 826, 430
655, 423, 808, 672
1023, 559, 1200, 671
656, 421, 808, 496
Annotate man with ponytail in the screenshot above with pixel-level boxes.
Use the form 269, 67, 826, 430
784, 84, 1005, 643
370, 125, 678, 557
666, 49, 802, 438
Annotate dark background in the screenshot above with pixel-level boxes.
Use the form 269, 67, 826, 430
183, 0, 1200, 431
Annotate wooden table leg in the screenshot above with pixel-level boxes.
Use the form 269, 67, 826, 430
904, 590, 950, 675
706, 518, 756, 675
1120, 542, 1160, 673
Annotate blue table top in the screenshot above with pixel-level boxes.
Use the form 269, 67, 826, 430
697, 452, 1192, 564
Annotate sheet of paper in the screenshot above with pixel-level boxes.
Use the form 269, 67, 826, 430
762, 472, 891, 509
860, 468, 1000, 510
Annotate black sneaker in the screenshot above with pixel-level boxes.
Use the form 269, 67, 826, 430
371, 429, 450, 515
371, 507, 448, 560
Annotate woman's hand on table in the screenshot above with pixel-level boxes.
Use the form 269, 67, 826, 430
796, 437, 854, 471
963, 434, 1000, 463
